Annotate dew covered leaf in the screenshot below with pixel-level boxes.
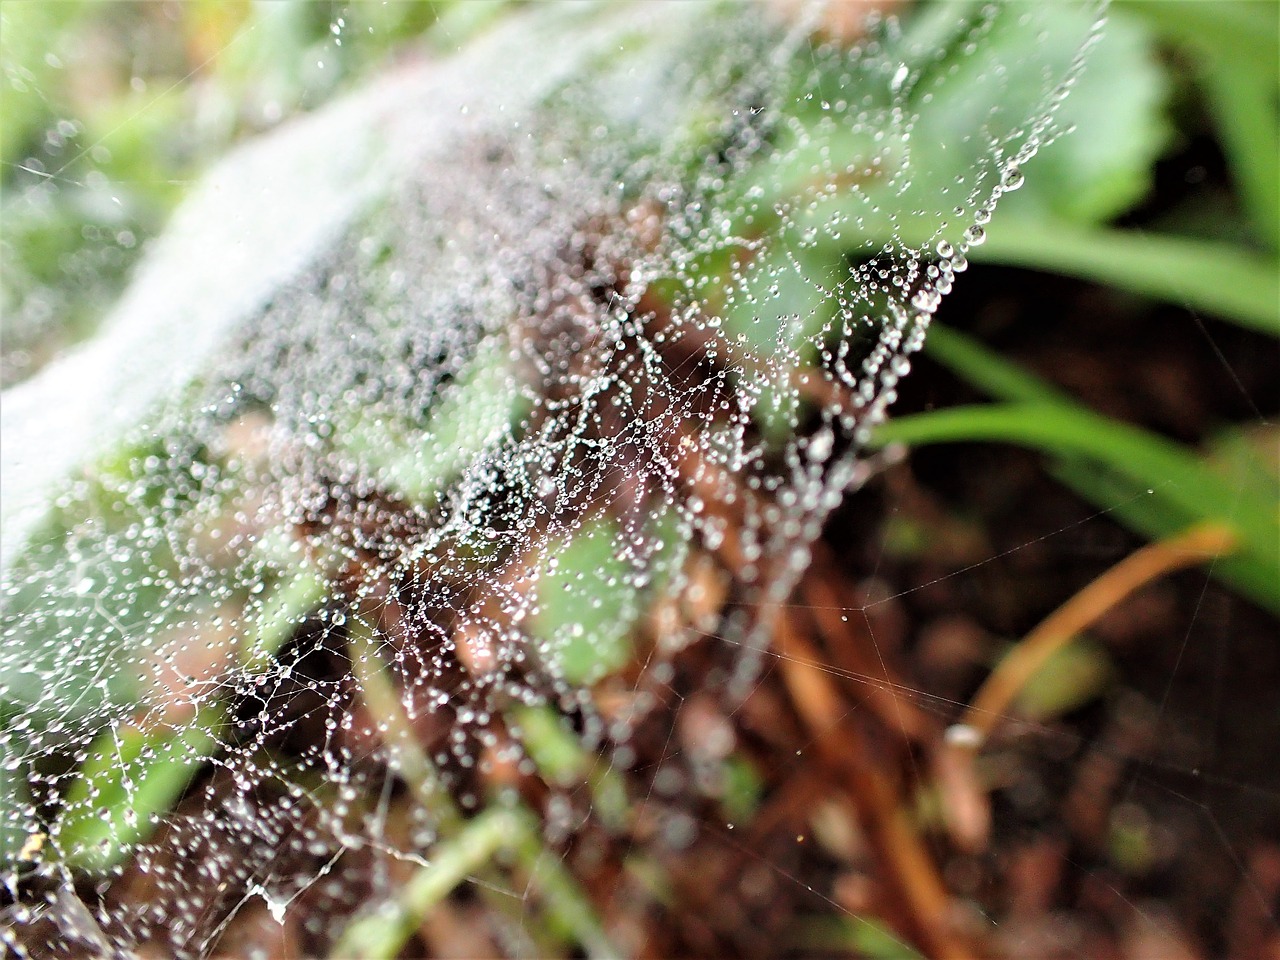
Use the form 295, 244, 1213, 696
986, 6, 1169, 226
531, 517, 646, 685
52, 708, 222, 873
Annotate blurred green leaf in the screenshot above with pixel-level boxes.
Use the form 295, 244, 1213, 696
792, 914, 926, 960
962, 7, 1169, 226
338, 346, 529, 507
720, 755, 763, 824
53, 707, 222, 872
531, 518, 641, 684
0, 1, 87, 169
1011, 635, 1114, 721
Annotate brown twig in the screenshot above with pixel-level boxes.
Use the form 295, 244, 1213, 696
775, 614, 975, 960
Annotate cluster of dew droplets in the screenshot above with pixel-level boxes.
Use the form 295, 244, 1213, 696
0, 3, 1104, 957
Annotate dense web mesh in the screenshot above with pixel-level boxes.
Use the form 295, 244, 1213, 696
0, 3, 1103, 956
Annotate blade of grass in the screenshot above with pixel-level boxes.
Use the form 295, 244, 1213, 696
971, 219, 1280, 335
920, 326, 1280, 613
1048, 459, 1280, 610
242, 564, 328, 673
347, 617, 460, 830
506, 807, 619, 960
1118, 0, 1279, 249
872, 402, 1279, 614
791, 914, 928, 960
924, 325, 1065, 405
342, 617, 619, 959
511, 705, 630, 832
329, 806, 517, 960
1200, 56, 1280, 252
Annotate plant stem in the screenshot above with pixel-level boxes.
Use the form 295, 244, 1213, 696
340, 617, 619, 959
330, 807, 515, 959
347, 617, 462, 833
955, 522, 1238, 744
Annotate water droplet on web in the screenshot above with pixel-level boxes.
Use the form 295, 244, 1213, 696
890, 62, 910, 92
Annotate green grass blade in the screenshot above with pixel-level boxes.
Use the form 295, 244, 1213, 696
507, 806, 619, 960
1116, 0, 1279, 249
1200, 57, 1280, 252
973, 220, 1280, 335
330, 807, 516, 960
924, 325, 1066, 404
873, 403, 1279, 614
791, 914, 926, 959
1049, 460, 1280, 610
922, 325, 1279, 612
512, 705, 630, 831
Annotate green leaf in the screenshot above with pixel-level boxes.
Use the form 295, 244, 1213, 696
1011, 635, 1114, 721
530, 518, 642, 685
0, 518, 172, 717
1120, 0, 1280, 80
337, 345, 528, 507
1199, 51, 1280, 253
53, 708, 222, 872
720, 755, 764, 824
792, 914, 926, 960
985, 6, 1170, 226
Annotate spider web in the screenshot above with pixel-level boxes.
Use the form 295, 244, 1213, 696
0, 3, 1125, 956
